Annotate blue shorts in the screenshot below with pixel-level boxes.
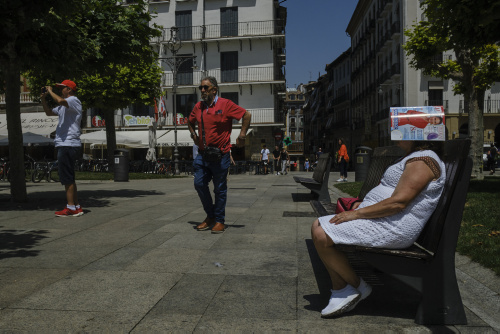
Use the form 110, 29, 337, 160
57, 146, 80, 185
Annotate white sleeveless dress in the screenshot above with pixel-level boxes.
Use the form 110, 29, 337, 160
318, 150, 446, 249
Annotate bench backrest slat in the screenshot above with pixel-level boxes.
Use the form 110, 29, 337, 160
358, 146, 405, 200
313, 154, 331, 184
415, 139, 471, 253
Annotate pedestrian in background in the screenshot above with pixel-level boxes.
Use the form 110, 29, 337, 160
260, 144, 270, 175
273, 145, 281, 175
487, 143, 497, 175
337, 138, 349, 182
305, 158, 310, 172
41, 80, 83, 217
188, 76, 251, 234
280, 146, 290, 175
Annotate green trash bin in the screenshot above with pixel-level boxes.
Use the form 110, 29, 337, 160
354, 146, 373, 182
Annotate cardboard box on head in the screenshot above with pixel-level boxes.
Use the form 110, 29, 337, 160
390, 106, 446, 141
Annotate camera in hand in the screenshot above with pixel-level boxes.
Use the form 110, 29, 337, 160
41, 87, 47, 94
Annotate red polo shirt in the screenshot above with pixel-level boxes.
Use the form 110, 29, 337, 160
189, 96, 246, 153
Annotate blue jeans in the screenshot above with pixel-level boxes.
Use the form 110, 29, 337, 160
193, 152, 231, 223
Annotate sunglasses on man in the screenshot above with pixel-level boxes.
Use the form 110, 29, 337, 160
198, 85, 213, 91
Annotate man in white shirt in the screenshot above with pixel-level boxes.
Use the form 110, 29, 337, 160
260, 144, 270, 175
41, 80, 83, 217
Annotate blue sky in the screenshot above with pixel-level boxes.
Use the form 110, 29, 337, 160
284, 1, 358, 89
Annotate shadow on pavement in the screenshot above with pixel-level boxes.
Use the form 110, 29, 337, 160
291, 192, 313, 202
0, 189, 165, 211
0, 227, 49, 260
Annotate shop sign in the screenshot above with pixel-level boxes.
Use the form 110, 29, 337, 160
124, 115, 154, 126
92, 115, 105, 127
176, 113, 189, 125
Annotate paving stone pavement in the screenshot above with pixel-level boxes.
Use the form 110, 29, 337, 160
0, 171, 498, 333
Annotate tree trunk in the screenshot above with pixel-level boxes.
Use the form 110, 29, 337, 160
5, 61, 28, 202
103, 108, 117, 172
467, 88, 485, 180
458, 51, 484, 180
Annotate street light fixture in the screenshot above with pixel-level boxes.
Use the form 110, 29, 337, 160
159, 27, 197, 175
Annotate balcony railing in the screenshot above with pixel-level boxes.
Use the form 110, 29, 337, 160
459, 100, 500, 114
425, 100, 449, 113
162, 66, 284, 87
0, 92, 35, 104
156, 20, 285, 43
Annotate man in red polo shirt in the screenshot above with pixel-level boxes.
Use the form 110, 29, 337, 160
188, 76, 251, 234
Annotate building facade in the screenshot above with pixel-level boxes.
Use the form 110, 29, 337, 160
283, 87, 305, 161
303, 0, 500, 158
148, 0, 287, 160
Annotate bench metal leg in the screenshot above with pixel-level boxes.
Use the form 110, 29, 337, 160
415, 261, 467, 325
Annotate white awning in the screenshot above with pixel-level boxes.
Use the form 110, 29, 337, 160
81, 130, 143, 147
0, 112, 58, 136
116, 130, 170, 148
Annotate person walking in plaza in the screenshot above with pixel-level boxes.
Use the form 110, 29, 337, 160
305, 158, 310, 172
41, 80, 83, 217
337, 138, 349, 182
273, 145, 281, 175
188, 76, 251, 234
487, 143, 497, 175
280, 146, 290, 175
260, 144, 270, 175
316, 147, 323, 164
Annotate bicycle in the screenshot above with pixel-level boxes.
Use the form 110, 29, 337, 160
32, 160, 59, 183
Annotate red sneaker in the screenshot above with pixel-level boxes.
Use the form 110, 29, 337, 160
75, 207, 84, 216
55, 207, 81, 217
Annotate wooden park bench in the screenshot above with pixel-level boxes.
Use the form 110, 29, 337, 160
293, 154, 332, 202
310, 139, 472, 325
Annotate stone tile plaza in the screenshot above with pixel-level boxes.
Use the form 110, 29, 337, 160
0, 173, 498, 332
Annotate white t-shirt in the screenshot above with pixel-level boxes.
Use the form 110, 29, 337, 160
52, 95, 82, 147
261, 148, 270, 160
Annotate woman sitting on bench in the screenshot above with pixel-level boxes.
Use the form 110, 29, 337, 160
311, 140, 445, 318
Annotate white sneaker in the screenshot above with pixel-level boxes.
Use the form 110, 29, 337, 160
321, 285, 360, 318
345, 278, 372, 312
343, 179, 348, 182
336, 178, 343, 182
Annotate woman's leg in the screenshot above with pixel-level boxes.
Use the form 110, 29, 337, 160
311, 219, 360, 289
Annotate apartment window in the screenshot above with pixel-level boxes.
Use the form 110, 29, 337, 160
131, 103, 153, 117
175, 94, 197, 118
221, 92, 239, 105
175, 11, 192, 41
289, 94, 295, 100
221, 51, 238, 82
221, 7, 238, 37
428, 81, 444, 106
177, 54, 194, 86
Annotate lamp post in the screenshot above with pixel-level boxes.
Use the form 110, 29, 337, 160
159, 27, 197, 175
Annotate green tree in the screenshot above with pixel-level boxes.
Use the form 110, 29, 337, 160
0, 0, 82, 202
404, 0, 500, 180
0, 0, 161, 202
77, 59, 162, 168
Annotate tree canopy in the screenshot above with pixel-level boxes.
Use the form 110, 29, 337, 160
404, 0, 500, 179
0, 0, 162, 202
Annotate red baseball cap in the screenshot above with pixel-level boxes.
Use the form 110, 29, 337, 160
55, 80, 77, 91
